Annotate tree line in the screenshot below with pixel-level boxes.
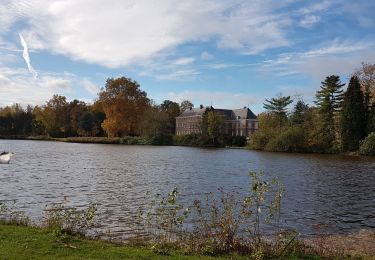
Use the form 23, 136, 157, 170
249, 62, 375, 155
1, 62, 374, 154
0, 76, 194, 145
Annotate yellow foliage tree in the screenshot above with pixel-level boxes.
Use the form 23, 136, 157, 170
98, 77, 150, 137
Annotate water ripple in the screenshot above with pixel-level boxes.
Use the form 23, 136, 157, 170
1, 140, 375, 238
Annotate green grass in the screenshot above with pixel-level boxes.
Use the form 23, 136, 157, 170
0, 223, 246, 259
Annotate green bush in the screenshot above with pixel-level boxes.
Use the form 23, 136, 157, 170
173, 134, 201, 146
0, 201, 29, 226
248, 132, 271, 150
119, 136, 148, 145
61, 137, 120, 144
43, 203, 97, 239
145, 134, 173, 145
265, 127, 305, 152
359, 132, 375, 155
229, 136, 246, 147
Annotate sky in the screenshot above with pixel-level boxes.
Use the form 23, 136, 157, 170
0, 0, 374, 113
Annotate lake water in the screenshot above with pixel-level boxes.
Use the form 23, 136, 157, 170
1, 139, 374, 239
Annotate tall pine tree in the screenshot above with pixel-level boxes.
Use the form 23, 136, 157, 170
341, 76, 366, 151
314, 75, 344, 151
291, 100, 309, 125
263, 93, 293, 128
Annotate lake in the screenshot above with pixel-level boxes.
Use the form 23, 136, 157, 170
1, 139, 374, 239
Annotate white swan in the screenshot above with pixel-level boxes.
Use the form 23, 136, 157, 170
0, 152, 14, 164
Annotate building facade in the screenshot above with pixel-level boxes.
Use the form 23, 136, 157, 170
176, 106, 258, 136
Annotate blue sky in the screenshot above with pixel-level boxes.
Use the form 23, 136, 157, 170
0, 0, 374, 113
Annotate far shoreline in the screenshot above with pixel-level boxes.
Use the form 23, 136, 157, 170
0, 135, 372, 157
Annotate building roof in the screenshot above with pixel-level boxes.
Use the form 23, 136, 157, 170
214, 109, 234, 120
232, 108, 257, 120
178, 107, 207, 117
177, 106, 257, 119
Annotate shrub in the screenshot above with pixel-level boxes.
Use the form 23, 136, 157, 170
265, 127, 305, 152
145, 134, 173, 145
228, 136, 247, 147
173, 134, 201, 146
359, 132, 375, 155
62, 137, 120, 144
0, 201, 29, 226
136, 171, 287, 257
120, 136, 147, 145
43, 203, 97, 237
248, 132, 270, 150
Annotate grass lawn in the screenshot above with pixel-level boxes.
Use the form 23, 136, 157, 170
4, 222, 371, 259
0, 223, 239, 259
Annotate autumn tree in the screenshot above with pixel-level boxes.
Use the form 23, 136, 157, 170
248, 112, 279, 150
46, 95, 70, 137
340, 76, 366, 151
98, 77, 150, 137
33, 105, 56, 136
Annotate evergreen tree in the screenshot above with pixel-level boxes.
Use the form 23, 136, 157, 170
263, 94, 293, 128
367, 103, 375, 133
314, 75, 344, 151
290, 100, 309, 124
341, 76, 366, 151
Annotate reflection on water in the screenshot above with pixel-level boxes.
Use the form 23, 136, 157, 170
1, 140, 374, 238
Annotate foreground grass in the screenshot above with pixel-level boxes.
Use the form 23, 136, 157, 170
0, 223, 250, 260
2, 223, 374, 260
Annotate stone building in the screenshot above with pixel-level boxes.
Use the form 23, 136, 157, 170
175, 106, 258, 136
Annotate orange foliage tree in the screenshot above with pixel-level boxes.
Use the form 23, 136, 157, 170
98, 77, 150, 137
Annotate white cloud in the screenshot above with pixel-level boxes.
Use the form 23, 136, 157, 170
0, 67, 73, 106
208, 63, 234, 69
174, 57, 195, 66
0, 65, 102, 107
260, 40, 375, 81
301, 41, 368, 58
82, 78, 99, 94
0, 37, 19, 52
207, 63, 249, 69
200, 51, 213, 60
156, 69, 200, 81
0, 1, 18, 32
0, 52, 18, 65
300, 15, 320, 28
19, 33, 38, 79
298, 1, 335, 15
2, 0, 292, 68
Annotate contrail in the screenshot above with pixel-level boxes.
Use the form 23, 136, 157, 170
19, 33, 38, 79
